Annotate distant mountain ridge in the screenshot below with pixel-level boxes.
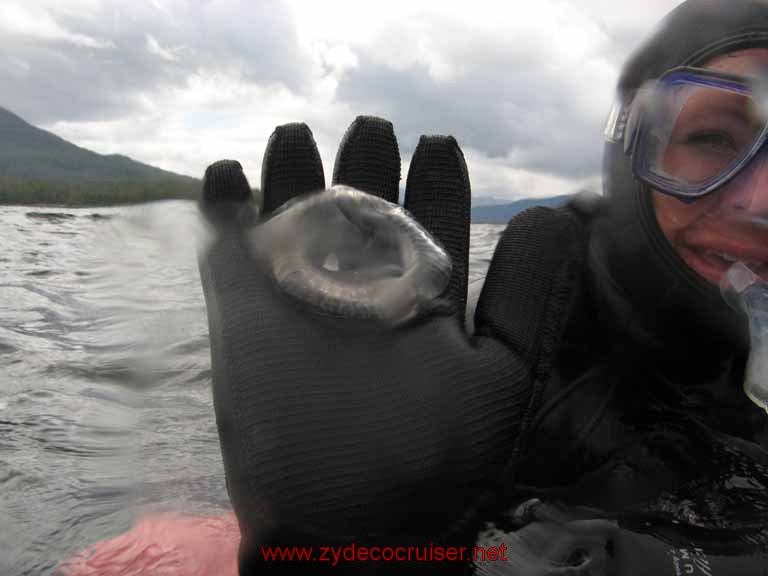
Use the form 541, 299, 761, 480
0, 106, 582, 212
471, 194, 573, 223
0, 106, 194, 184
0, 106, 202, 205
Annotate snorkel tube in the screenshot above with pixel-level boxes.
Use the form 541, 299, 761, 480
721, 262, 768, 413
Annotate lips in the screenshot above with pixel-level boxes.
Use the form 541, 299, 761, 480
677, 237, 768, 284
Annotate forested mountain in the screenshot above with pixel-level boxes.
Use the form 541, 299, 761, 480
0, 106, 195, 183
0, 106, 199, 205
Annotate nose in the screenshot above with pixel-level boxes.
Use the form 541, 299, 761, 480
721, 147, 768, 216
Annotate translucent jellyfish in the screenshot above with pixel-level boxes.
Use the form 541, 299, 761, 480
249, 186, 452, 324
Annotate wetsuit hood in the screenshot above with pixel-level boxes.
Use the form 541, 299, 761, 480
593, 0, 768, 356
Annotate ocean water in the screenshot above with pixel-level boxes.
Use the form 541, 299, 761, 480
0, 201, 503, 576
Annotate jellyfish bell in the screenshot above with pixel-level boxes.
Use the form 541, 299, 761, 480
249, 185, 453, 325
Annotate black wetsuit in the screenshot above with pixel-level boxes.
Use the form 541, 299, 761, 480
483, 196, 768, 574
518, 198, 767, 499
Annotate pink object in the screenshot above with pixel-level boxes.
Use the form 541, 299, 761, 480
59, 513, 241, 576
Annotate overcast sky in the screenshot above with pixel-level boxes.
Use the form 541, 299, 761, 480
0, 0, 684, 200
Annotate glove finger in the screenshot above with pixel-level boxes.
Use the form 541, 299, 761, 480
474, 207, 586, 358
199, 159, 254, 224
261, 122, 325, 216
332, 115, 401, 203
404, 135, 470, 314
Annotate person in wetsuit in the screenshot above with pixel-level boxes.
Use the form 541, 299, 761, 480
61, 1, 768, 575
197, 0, 768, 574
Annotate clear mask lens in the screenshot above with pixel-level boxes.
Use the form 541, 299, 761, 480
639, 72, 764, 187
628, 67, 768, 198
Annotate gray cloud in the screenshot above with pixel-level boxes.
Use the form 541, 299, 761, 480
1, 0, 311, 124
336, 51, 608, 181
330, 2, 681, 183
0, 0, 684, 193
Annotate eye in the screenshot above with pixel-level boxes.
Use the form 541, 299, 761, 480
683, 130, 738, 153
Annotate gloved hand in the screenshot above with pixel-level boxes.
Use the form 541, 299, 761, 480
197, 116, 586, 572
476, 501, 768, 576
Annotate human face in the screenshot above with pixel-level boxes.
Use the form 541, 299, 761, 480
653, 48, 768, 286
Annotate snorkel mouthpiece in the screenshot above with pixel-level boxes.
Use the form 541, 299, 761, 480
721, 262, 768, 413
249, 186, 452, 324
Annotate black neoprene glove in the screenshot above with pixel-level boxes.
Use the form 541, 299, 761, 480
473, 501, 768, 576
197, 116, 586, 573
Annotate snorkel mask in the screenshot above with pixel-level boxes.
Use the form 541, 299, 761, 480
606, 65, 768, 206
